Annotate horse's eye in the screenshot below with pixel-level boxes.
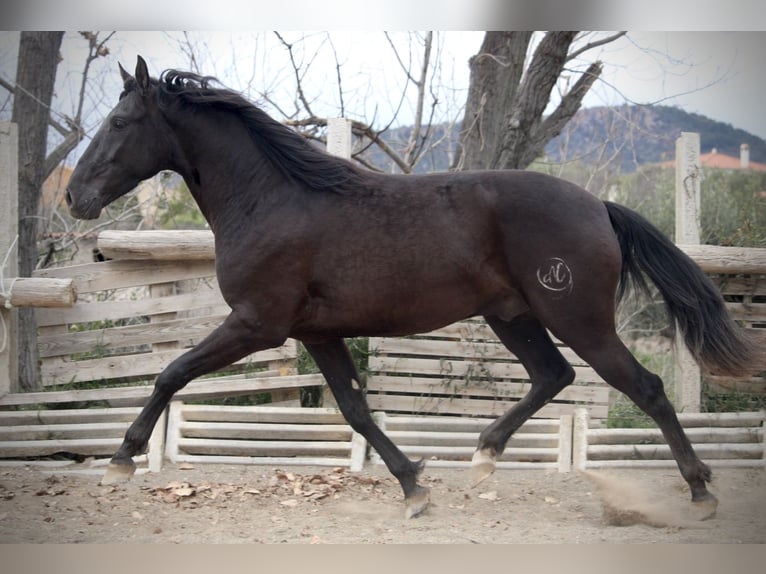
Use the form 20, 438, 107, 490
111, 117, 128, 130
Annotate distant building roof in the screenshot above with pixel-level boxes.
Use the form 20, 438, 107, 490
699, 148, 766, 171
657, 144, 766, 172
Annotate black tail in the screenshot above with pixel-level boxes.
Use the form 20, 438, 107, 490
604, 201, 757, 376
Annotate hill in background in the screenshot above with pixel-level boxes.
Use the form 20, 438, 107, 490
545, 105, 766, 173
363, 104, 766, 175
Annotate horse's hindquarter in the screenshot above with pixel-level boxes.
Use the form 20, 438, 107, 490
485, 171, 623, 325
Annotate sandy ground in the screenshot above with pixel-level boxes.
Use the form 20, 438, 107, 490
0, 462, 763, 544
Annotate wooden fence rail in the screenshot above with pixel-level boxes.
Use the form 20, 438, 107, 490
0, 278, 77, 308
0, 405, 165, 474
573, 408, 765, 470
4, 405, 762, 474
367, 322, 610, 420
28, 256, 321, 398
370, 413, 573, 472
1, 232, 757, 415
165, 402, 366, 471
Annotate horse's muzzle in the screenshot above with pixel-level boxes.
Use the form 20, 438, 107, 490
66, 188, 102, 220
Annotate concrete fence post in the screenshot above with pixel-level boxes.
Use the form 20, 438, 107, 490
326, 117, 352, 159
674, 132, 702, 412
0, 122, 19, 397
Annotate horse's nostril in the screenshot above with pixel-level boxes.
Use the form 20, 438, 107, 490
65, 189, 73, 207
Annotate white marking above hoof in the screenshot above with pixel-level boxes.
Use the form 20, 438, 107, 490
100, 462, 136, 485
404, 485, 431, 519
470, 448, 497, 488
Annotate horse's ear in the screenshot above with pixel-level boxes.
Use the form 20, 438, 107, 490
135, 55, 150, 94
118, 62, 132, 85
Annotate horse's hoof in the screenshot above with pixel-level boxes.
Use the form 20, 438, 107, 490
690, 492, 718, 521
404, 485, 431, 519
100, 460, 136, 485
470, 448, 496, 488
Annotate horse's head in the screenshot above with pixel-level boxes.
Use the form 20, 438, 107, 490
67, 56, 173, 220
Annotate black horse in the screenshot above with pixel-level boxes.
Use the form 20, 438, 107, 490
66, 56, 756, 518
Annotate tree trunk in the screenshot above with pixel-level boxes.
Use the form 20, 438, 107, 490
452, 32, 532, 171
453, 31, 602, 172
11, 31, 64, 391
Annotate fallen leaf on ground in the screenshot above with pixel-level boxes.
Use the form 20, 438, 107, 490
478, 491, 498, 501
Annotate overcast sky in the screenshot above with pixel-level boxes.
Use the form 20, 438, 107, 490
2, 30, 766, 160
88, 31, 766, 137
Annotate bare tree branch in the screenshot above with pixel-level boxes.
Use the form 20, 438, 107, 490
384, 32, 418, 83
326, 33, 346, 117
0, 73, 73, 138
567, 31, 627, 61
518, 61, 603, 168
270, 32, 451, 175
274, 32, 323, 119
403, 31, 433, 166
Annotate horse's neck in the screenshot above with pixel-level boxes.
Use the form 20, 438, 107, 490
168, 110, 287, 231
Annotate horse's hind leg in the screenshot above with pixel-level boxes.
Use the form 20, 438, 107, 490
472, 314, 575, 485
568, 334, 718, 516
303, 338, 430, 518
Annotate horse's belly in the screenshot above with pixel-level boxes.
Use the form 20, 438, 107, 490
292, 276, 526, 340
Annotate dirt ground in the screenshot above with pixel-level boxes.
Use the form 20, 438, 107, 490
0, 462, 763, 544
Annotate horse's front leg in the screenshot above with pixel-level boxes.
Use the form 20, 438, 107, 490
102, 311, 284, 484
303, 338, 430, 518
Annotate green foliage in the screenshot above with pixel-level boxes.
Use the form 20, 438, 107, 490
611, 166, 765, 248
702, 384, 766, 413
297, 337, 371, 380
607, 345, 675, 428
187, 392, 273, 407
699, 170, 766, 246
156, 182, 208, 229
297, 337, 372, 407
610, 165, 676, 237
606, 401, 655, 429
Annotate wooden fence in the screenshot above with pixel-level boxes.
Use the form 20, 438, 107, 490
683, 245, 766, 395
367, 322, 610, 420
370, 413, 573, 472
166, 402, 366, 471
17, 253, 323, 405
0, 406, 165, 475
573, 409, 765, 470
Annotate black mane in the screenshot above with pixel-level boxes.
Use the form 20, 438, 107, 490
156, 70, 367, 194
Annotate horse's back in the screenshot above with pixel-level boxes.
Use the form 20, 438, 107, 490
406, 169, 617, 266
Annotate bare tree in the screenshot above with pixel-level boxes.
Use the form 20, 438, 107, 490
2, 31, 113, 390
259, 31, 628, 176
453, 31, 626, 171
9, 32, 64, 391
265, 31, 453, 175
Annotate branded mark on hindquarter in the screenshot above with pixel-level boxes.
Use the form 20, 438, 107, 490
536, 257, 573, 296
